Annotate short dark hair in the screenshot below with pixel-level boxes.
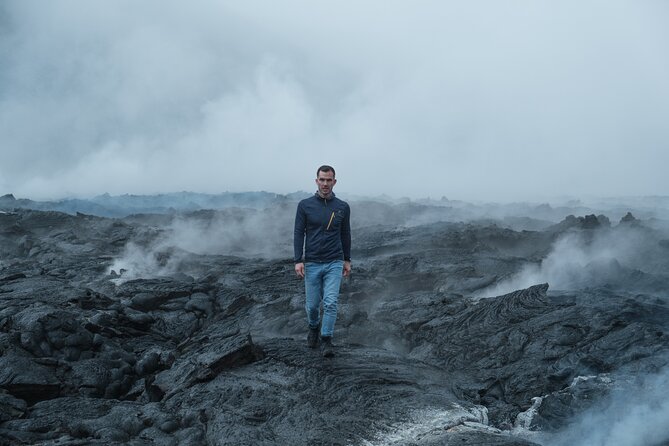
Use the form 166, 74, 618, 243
317, 165, 335, 178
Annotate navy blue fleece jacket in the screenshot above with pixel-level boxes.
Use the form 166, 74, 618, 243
294, 192, 351, 263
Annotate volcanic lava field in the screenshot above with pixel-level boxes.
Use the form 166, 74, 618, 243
1, 195, 669, 445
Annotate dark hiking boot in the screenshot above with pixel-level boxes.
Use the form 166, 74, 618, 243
307, 327, 320, 348
320, 336, 334, 358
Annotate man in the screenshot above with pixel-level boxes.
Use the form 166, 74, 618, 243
294, 165, 351, 358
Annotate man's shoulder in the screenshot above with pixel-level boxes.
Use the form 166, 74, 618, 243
298, 195, 317, 206
333, 196, 350, 208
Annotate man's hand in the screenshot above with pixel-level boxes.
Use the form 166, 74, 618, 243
295, 262, 305, 278
343, 260, 351, 277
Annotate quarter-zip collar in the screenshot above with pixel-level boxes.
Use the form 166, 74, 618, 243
315, 191, 335, 202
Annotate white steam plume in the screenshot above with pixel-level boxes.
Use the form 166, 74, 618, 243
545, 369, 669, 446
110, 207, 294, 280
479, 224, 665, 296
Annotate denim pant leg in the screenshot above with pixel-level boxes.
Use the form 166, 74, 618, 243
304, 262, 324, 329
320, 260, 344, 337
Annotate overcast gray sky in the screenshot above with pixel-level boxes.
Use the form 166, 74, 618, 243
1, 0, 668, 202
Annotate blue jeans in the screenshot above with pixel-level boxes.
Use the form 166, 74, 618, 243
305, 260, 344, 338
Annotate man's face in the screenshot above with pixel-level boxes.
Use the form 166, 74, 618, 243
316, 170, 336, 197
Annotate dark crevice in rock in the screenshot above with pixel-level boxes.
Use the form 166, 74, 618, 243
6, 384, 61, 407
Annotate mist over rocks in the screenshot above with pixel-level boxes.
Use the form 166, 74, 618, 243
1, 198, 669, 444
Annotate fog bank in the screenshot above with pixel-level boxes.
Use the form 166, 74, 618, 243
1, 1, 669, 201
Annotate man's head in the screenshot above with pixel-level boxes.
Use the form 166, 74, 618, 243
315, 165, 336, 198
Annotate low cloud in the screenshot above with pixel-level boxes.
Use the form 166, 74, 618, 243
2, 1, 669, 201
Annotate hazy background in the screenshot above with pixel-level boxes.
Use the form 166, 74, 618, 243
1, 0, 668, 202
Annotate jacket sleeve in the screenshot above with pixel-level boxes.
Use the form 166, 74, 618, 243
341, 203, 351, 261
293, 202, 306, 262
